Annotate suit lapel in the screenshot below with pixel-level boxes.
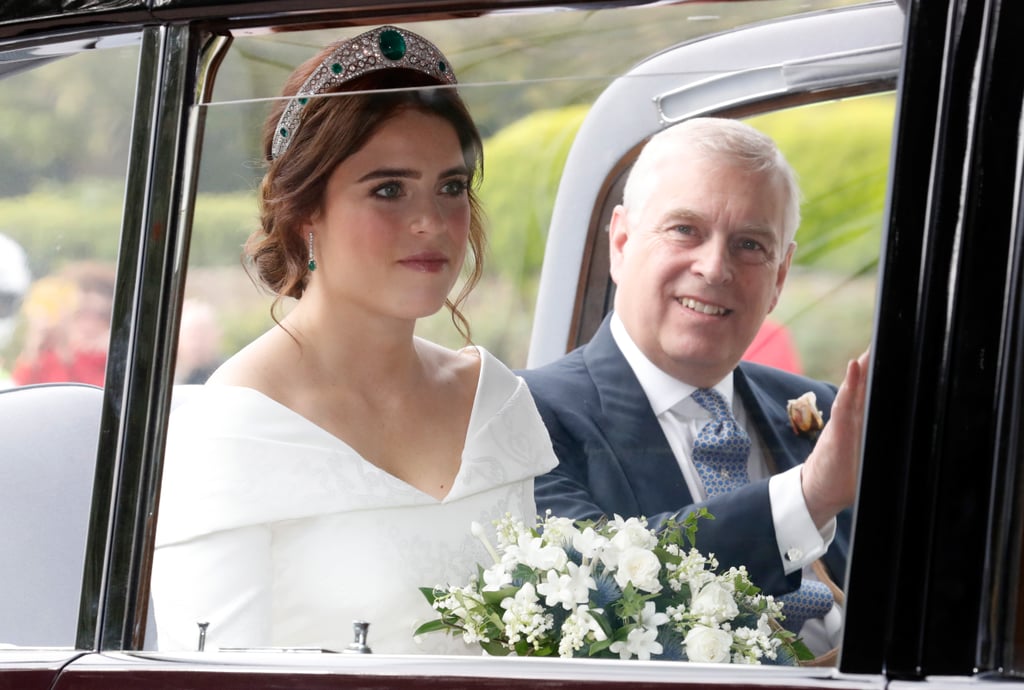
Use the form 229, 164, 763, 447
582, 318, 695, 516
734, 365, 817, 474
737, 364, 850, 583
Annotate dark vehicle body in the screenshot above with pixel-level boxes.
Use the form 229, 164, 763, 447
1, 0, 1023, 689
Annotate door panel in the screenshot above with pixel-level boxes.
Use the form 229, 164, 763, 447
50, 651, 886, 690
0, 650, 85, 690
0, 27, 139, 657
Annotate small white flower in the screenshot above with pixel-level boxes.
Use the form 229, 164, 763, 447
684, 624, 734, 663
730, 622, 780, 663
759, 594, 784, 620
572, 526, 609, 560
501, 581, 539, 610
500, 583, 554, 649
637, 601, 670, 629
609, 626, 663, 660
481, 563, 512, 591
536, 562, 596, 610
542, 515, 579, 546
493, 514, 529, 550
557, 605, 607, 658
577, 606, 607, 641
613, 546, 663, 593
508, 534, 568, 571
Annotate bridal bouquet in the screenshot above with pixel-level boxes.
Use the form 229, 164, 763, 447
417, 510, 810, 663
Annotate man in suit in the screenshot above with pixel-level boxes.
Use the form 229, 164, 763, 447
521, 117, 868, 658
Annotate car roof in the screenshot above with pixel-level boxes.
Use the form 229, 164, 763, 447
0, 1, 629, 38
0, 1, 902, 39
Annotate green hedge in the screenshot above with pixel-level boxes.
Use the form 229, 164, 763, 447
477, 104, 590, 293
0, 184, 257, 274
1, 97, 894, 376
1, 95, 893, 282
748, 94, 895, 275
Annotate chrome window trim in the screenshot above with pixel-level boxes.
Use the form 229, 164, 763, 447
0, 27, 141, 78
77, 22, 216, 652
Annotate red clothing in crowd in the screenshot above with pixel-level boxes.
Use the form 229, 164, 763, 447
12, 348, 106, 387
742, 319, 803, 374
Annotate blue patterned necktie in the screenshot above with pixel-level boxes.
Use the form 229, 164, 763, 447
690, 387, 834, 635
691, 388, 751, 497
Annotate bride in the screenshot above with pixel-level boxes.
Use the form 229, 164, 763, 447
151, 26, 557, 654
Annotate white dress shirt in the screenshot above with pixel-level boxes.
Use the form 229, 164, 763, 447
610, 314, 842, 655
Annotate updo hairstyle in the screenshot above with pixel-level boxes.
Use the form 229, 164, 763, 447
245, 40, 485, 342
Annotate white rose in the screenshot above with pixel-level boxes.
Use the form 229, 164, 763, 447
684, 624, 733, 663
612, 546, 663, 593
609, 515, 657, 550
690, 581, 739, 621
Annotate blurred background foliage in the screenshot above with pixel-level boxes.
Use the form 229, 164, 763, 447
0, 0, 889, 382
750, 95, 892, 380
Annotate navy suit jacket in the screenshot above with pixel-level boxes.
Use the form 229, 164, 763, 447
520, 316, 852, 597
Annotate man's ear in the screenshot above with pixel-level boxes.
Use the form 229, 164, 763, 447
608, 205, 630, 285
768, 241, 797, 313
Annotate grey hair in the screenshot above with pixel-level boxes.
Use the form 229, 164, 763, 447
622, 117, 802, 246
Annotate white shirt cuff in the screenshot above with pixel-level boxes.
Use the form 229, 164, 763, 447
768, 466, 836, 575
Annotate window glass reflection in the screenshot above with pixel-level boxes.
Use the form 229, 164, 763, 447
0, 42, 136, 390
743, 94, 893, 382
0, 37, 138, 649
159, 0, 889, 661
186, 0, 874, 371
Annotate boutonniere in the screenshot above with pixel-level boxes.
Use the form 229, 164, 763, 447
786, 391, 824, 437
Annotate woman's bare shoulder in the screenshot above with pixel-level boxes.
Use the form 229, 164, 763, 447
415, 338, 480, 390
206, 328, 290, 392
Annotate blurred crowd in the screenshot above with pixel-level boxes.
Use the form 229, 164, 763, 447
7, 260, 116, 388
0, 232, 224, 390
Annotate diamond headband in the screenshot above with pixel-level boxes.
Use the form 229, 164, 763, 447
271, 25, 458, 160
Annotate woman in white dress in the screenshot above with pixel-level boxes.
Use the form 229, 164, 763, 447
151, 26, 558, 654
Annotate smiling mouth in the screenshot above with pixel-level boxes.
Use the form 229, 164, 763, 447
678, 297, 730, 316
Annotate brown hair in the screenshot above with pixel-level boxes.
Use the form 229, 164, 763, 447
246, 43, 486, 342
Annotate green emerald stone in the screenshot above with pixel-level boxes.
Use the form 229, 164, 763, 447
279, 127, 288, 138
379, 29, 406, 61
330, 62, 343, 74
308, 259, 317, 272
438, 60, 447, 74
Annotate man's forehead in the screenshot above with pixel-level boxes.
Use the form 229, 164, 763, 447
640, 150, 785, 220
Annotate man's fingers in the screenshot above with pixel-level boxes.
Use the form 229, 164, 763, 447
833, 348, 870, 418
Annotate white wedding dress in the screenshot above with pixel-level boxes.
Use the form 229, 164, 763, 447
151, 347, 557, 654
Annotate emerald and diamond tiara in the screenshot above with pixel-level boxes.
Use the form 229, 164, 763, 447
271, 25, 458, 160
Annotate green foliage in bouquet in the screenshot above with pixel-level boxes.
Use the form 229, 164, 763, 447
417, 511, 813, 663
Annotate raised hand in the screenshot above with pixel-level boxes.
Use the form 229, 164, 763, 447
800, 349, 870, 529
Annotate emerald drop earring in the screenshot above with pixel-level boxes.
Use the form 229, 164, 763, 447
307, 232, 317, 272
